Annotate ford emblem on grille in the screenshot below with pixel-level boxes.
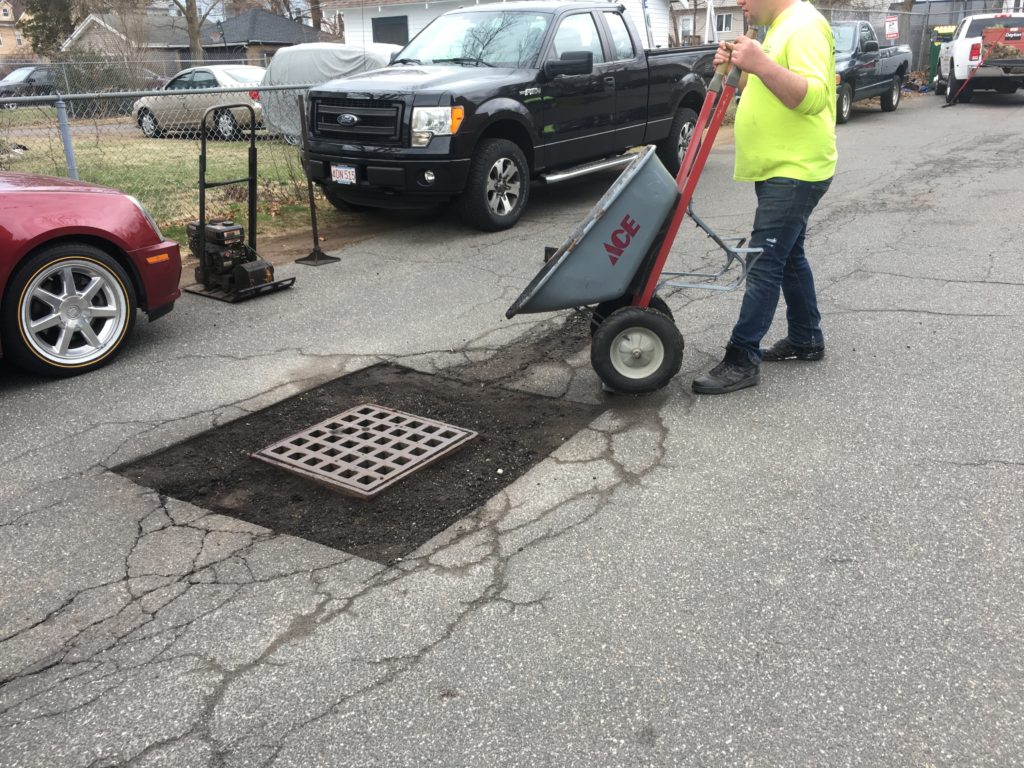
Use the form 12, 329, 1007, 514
337, 113, 359, 126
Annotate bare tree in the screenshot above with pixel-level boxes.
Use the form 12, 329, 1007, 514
167, 0, 222, 62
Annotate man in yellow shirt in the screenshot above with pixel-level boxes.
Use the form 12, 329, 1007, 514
692, 0, 837, 395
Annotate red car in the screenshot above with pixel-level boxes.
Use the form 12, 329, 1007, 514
0, 173, 181, 377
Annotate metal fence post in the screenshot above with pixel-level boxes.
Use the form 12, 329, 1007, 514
55, 99, 79, 180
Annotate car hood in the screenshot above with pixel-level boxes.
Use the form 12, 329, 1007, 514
313, 65, 525, 96
835, 52, 855, 66
0, 172, 121, 194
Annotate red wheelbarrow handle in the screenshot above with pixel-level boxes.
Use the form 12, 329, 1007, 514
634, 63, 741, 308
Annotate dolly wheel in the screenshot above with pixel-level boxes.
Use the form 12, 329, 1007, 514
590, 294, 673, 336
591, 307, 683, 394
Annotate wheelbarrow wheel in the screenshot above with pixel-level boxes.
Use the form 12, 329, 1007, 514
591, 307, 683, 394
590, 294, 673, 336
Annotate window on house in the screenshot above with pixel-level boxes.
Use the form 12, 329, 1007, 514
372, 15, 409, 46
716, 14, 732, 33
2, 7, 10, 17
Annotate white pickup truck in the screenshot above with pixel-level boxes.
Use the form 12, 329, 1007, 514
937, 12, 1024, 103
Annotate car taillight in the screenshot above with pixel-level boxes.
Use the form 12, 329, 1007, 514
249, 89, 260, 101
969, 42, 981, 61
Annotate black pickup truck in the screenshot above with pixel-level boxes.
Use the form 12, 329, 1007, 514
832, 21, 912, 124
303, 1, 714, 230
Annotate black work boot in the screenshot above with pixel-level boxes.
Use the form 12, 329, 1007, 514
761, 337, 825, 362
692, 345, 760, 395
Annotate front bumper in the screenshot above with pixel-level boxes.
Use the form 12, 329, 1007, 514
128, 239, 182, 318
304, 150, 472, 208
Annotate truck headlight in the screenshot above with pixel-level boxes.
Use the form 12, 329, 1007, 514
411, 106, 465, 147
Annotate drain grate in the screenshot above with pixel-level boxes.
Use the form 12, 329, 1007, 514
252, 404, 478, 500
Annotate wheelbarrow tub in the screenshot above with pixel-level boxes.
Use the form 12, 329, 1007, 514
506, 145, 678, 318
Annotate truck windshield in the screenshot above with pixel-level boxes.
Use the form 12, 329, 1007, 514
831, 25, 857, 52
967, 16, 1024, 36
398, 11, 552, 68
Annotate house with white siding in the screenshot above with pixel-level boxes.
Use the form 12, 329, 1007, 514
325, 0, 680, 50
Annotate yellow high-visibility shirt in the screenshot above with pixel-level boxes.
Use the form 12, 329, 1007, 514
733, 1, 837, 182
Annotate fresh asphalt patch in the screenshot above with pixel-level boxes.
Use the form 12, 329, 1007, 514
116, 320, 602, 564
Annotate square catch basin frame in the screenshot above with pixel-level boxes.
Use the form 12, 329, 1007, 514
252, 404, 478, 500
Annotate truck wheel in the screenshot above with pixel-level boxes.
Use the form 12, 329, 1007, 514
459, 138, 529, 231
836, 83, 853, 124
1, 243, 137, 377
591, 307, 683, 394
322, 184, 371, 213
655, 107, 698, 177
880, 75, 902, 112
946, 62, 973, 104
934, 78, 947, 96
590, 294, 673, 336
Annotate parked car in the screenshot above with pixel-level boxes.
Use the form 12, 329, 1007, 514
132, 65, 266, 139
0, 65, 57, 107
832, 21, 912, 123
303, 1, 714, 231
936, 12, 1024, 102
0, 172, 181, 377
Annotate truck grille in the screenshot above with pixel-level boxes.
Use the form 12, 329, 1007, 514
314, 97, 403, 144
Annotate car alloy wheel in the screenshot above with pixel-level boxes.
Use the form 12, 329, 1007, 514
18, 256, 131, 369
485, 157, 522, 217
676, 119, 695, 163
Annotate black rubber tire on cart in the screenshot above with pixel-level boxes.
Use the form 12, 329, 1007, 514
836, 83, 853, 124
880, 75, 902, 112
590, 294, 673, 336
458, 138, 530, 231
655, 107, 699, 177
591, 306, 684, 394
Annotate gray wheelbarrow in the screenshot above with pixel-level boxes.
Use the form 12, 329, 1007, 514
506, 65, 760, 393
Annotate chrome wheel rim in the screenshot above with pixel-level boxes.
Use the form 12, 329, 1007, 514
677, 120, 695, 161
140, 112, 157, 136
19, 258, 129, 367
842, 89, 851, 118
610, 325, 664, 380
485, 157, 521, 217
892, 80, 900, 104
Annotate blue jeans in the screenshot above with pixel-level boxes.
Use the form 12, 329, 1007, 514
729, 177, 832, 362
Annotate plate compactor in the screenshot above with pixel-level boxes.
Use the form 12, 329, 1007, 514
183, 103, 295, 302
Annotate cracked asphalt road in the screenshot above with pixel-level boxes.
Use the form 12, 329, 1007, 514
2, 92, 1023, 767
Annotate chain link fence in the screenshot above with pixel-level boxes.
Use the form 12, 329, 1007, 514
0, 66, 315, 243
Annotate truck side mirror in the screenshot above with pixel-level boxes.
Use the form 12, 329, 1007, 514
863, 40, 879, 53
543, 51, 594, 79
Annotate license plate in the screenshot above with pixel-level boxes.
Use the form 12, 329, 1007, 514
331, 164, 357, 185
